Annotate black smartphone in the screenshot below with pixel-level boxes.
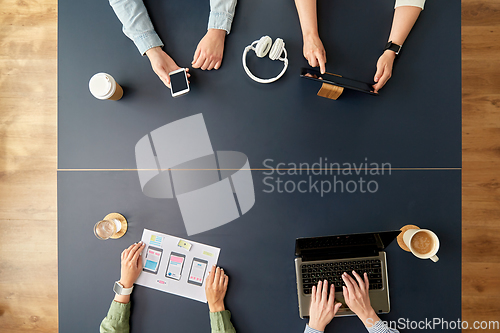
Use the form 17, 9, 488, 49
300, 68, 378, 96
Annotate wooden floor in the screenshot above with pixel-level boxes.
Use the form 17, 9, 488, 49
0, 0, 498, 332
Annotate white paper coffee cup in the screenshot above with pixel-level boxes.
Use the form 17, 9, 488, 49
89, 73, 123, 100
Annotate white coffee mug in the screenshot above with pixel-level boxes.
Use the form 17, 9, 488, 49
403, 229, 440, 262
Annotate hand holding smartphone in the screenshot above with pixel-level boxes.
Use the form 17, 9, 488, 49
169, 68, 190, 97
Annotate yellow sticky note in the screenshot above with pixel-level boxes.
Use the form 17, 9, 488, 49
177, 240, 192, 251
203, 251, 214, 257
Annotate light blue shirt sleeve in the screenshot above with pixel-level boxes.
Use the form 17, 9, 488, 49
109, 0, 237, 55
208, 0, 237, 34
304, 320, 400, 333
304, 324, 323, 333
366, 320, 400, 333
109, 0, 164, 55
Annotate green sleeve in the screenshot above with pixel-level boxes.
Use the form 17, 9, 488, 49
210, 310, 236, 333
100, 300, 131, 333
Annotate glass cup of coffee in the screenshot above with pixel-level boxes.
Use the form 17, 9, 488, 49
94, 219, 122, 240
402, 229, 440, 262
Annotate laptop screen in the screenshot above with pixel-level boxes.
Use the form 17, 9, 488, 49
295, 230, 400, 259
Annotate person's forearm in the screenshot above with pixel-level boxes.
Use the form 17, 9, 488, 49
357, 308, 381, 328
295, 0, 319, 38
387, 6, 422, 45
114, 294, 130, 304
209, 301, 225, 313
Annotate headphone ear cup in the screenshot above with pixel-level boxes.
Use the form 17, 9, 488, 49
255, 36, 273, 58
269, 38, 285, 60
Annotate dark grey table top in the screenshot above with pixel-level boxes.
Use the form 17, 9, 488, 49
58, 170, 461, 333
58, 0, 462, 332
58, 0, 461, 170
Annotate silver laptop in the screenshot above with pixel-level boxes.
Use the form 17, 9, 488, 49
294, 230, 400, 318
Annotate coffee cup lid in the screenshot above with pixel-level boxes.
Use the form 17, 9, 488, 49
89, 73, 116, 99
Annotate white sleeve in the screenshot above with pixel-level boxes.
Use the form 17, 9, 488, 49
395, 0, 425, 10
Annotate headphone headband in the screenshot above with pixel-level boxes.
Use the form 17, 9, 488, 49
242, 36, 288, 84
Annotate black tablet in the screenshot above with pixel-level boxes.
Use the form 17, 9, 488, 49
300, 68, 378, 96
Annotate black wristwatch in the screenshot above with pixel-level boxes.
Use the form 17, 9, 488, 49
384, 41, 402, 56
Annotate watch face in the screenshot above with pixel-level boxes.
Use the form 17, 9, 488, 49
113, 282, 123, 295
385, 42, 401, 54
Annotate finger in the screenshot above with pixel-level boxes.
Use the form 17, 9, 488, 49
131, 243, 145, 264
137, 249, 143, 268
192, 53, 205, 68
316, 280, 323, 301
214, 267, 221, 285
322, 279, 328, 302
373, 71, 391, 94
377, 71, 391, 90
126, 242, 142, 261
334, 301, 342, 314
342, 285, 349, 301
223, 274, 229, 289
214, 60, 222, 70
122, 243, 135, 259
207, 60, 216, 71
364, 272, 370, 293
192, 47, 201, 65
129, 242, 145, 262
327, 283, 336, 307
218, 269, 225, 286
342, 273, 356, 295
374, 65, 384, 83
206, 265, 216, 285
192, 55, 206, 68
352, 271, 365, 290
311, 285, 317, 303
157, 72, 170, 88
318, 53, 326, 74
308, 56, 318, 69
201, 58, 210, 71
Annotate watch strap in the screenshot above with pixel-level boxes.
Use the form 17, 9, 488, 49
384, 41, 402, 55
114, 281, 134, 295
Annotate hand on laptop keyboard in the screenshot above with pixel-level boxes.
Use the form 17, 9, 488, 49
307, 280, 342, 332
341, 271, 381, 328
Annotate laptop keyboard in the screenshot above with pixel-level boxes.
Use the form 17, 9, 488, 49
301, 259, 383, 294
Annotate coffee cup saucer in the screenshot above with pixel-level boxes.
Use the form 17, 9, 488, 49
397, 224, 420, 252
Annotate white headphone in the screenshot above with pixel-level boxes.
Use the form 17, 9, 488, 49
242, 36, 288, 84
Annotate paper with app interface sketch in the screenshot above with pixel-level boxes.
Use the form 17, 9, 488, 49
135, 229, 220, 302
